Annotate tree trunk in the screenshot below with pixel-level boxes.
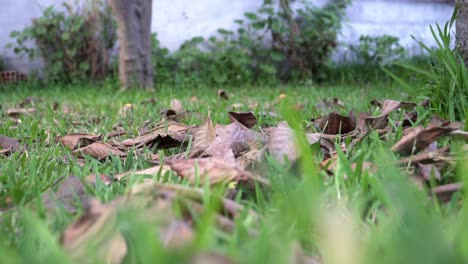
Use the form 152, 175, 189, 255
457, 0, 468, 69
110, 0, 153, 89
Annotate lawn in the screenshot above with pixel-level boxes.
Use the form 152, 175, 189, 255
0, 82, 467, 263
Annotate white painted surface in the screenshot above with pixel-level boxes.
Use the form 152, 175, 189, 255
0, 0, 455, 71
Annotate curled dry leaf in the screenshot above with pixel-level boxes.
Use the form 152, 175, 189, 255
391, 125, 456, 155
73, 142, 127, 160
395, 146, 450, 166
217, 89, 229, 100
55, 133, 101, 150
267, 121, 297, 164
228, 111, 257, 129
42, 176, 90, 213
121, 121, 191, 149
417, 163, 441, 181
62, 199, 127, 264
204, 123, 244, 157
192, 117, 216, 152
0, 134, 21, 152
313, 111, 356, 135
7, 107, 36, 118
60, 182, 260, 263
113, 165, 172, 181
364, 100, 417, 131
170, 98, 184, 114
117, 103, 133, 118
160, 220, 194, 249
432, 182, 463, 202
167, 155, 251, 185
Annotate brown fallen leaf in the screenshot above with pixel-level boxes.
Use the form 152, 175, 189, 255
417, 163, 441, 181
117, 103, 133, 118
204, 123, 245, 157
192, 117, 216, 152
228, 111, 257, 129
191, 253, 234, 264
267, 122, 298, 164
218, 89, 229, 100
7, 107, 36, 118
73, 142, 127, 160
170, 98, 184, 114
391, 125, 456, 155
160, 220, 194, 249
364, 100, 417, 131
167, 155, 250, 185
61, 199, 127, 264
86, 174, 114, 185
448, 129, 468, 140
395, 146, 450, 166
432, 182, 463, 202
121, 121, 191, 149
0, 134, 21, 152
113, 165, 172, 181
42, 176, 90, 213
55, 133, 102, 150
313, 111, 356, 135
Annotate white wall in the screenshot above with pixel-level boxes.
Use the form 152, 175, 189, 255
0, 0, 455, 72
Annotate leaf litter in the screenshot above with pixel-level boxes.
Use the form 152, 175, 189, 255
4, 94, 468, 263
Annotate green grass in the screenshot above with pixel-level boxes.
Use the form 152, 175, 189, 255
0, 81, 466, 263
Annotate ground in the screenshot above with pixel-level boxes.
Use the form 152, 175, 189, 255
0, 83, 466, 263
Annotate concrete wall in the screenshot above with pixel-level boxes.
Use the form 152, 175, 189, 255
0, 0, 455, 72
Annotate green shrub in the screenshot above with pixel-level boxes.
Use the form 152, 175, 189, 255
7, 0, 117, 83
150, 0, 349, 87
349, 35, 406, 66
385, 9, 468, 121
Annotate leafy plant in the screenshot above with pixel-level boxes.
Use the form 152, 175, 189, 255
349, 35, 406, 66
7, 0, 117, 83
150, 0, 349, 87
385, 8, 468, 121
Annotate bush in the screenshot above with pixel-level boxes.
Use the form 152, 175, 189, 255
151, 0, 349, 87
349, 35, 406, 67
7, 0, 117, 83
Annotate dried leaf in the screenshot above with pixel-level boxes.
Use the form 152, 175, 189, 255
114, 165, 172, 181
391, 125, 456, 155
218, 89, 229, 100
228, 111, 257, 129
7, 107, 36, 118
167, 155, 251, 185
267, 122, 297, 164
170, 98, 184, 113
433, 183, 463, 202
160, 220, 194, 248
0, 134, 20, 151
417, 163, 441, 181
204, 123, 244, 157
73, 142, 126, 160
192, 117, 216, 151
364, 100, 417, 131
55, 133, 101, 150
121, 121, 191, 149
395, 146, 450, 165
42, 176, 89, 213
117, 103, 133, 118
313, 111, 356, 135
62, 199, 127, 264
448, 129, 468, 140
